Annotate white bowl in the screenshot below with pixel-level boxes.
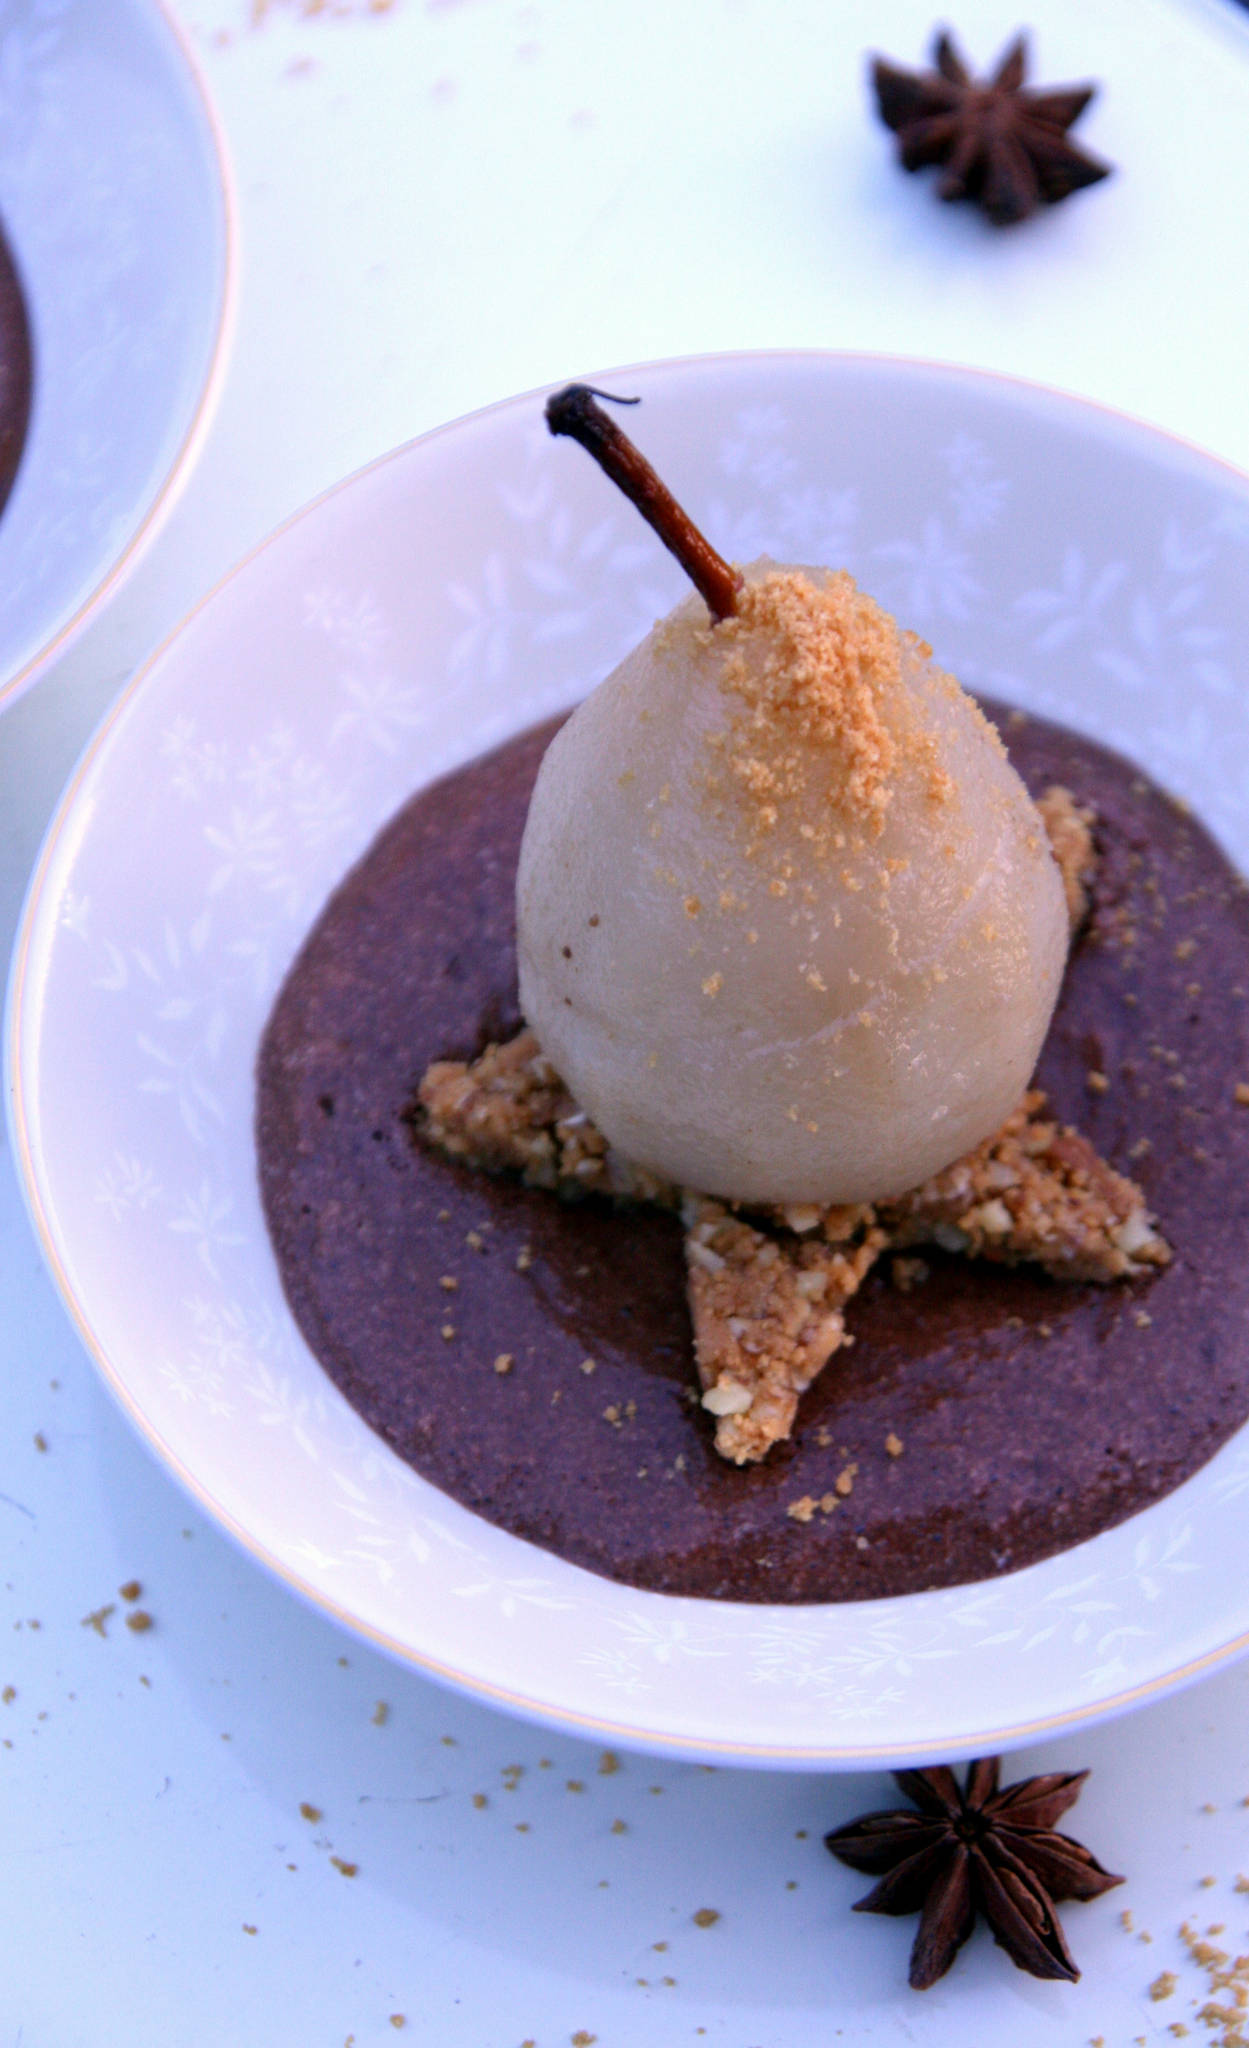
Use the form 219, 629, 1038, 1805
10, 352, 1249, 1765
0, 0, 234, 709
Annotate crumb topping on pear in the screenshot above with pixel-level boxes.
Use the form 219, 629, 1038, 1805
517, 390, 1069, 1206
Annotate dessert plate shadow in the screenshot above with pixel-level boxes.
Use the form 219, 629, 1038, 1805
9, 352, 1249, 1767
0, 0, 234, 711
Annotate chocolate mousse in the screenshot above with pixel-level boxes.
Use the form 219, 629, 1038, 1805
256, 705, 1249, 1602
0, 215, 32, 519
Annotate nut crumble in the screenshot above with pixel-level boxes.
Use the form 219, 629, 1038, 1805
418, 987, 1170, 1462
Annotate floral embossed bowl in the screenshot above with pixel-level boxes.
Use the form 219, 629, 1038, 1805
9, 354, 1249, 1765
0, 0, 233, 709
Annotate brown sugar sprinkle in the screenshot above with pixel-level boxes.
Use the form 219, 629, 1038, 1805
711, 570, 941, 850
890, 1255, 929, 1293
1036, 785, 1097, 930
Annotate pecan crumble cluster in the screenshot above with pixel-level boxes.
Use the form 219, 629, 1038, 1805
417, 789, 1168, 1466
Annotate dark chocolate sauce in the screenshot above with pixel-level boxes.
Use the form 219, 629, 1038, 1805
0, 214, 32, 519
256, 709, 1249, 1602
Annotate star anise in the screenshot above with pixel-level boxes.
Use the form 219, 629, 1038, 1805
825, 1759, 1124, 1988
871, 30, 1112, 226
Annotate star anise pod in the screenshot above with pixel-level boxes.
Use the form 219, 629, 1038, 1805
871, 30, 1112, 226
825, 1759, 1124, 1988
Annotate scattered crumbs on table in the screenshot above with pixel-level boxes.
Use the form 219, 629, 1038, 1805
515, 1245, 533, 1272
119, 1580, 142, 1603
494, 1353, 514, 1375
692, 1908, 721, 1929
502, 1763, 524, 1790
885, 1431, 904, 1457
372, 1700, 389, 1726
571, 2033, 597, 2046
32, 1432, 47, 1452
81, 1604, 115, 1637
125, 1611, 153, 1634
1150, 1972, 1178, 2000
1202, 1802, 1218, 1814
580, 1356, 597, 1375
610, 1819, 627, 1835
648, 1785, 664, 1795
1199, 1875, 1218, 1888
1, 1686, 14, 1704
1234, 1876, 1249, 1894
472, 1793, 488, 1810
1121, 1910, 1135, 1932
598, 1750, 620, 1775
329, 1856, 358, 1878
242, 1923, 258, 1936
1086, 1068, 1110, 1094
1235, 1083, 1249, 1107
138, 1675, 151, 1689
439, 1323, 455, 1340
299, 1802, 323, 1823
515, 1821, 531, 1834
566, 1779, 585, 1794
651, 1940, 669, 1953
538, 1757, 552, 1770
440, 1734, 457, 1746
389, 2017, 406, 2030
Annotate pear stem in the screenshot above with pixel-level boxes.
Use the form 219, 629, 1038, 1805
545, 384, 741, 622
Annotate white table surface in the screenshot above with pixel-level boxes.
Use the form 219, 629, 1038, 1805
5, 1, 1249, 2042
